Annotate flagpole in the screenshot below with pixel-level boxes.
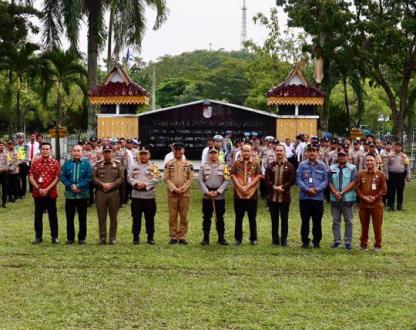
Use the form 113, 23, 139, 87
152, 63, 156, 110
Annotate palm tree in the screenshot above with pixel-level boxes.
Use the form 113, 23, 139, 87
42, 0, 168, 136
39, 48, 87, 160
0, 42, 39, 133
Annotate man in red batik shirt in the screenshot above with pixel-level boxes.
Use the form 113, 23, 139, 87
29, 142, 61, 244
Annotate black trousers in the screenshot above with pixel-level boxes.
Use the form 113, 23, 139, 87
269, 201, 290, 243
259, 178, 267, 199
131, 198, 156, 239
89, 182, 95, 205
234, 198, 257, 242
65, 198, 88, 241
34, 197, 58, 239
7, 173, 18, 201
202, 198, 226, 239
0, 172, 8, 204
299, 199, 324, 246
17, 162, 29, 197
388, 171, 406, 209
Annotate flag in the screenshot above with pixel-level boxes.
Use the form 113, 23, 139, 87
126, 48, 131, 66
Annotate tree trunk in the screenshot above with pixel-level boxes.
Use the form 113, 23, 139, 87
55, 83, 62, 160
16, 76, 21, 132
7, 68, 14, 137
87, 2, 101, 137
342, 75, 351, 135
107, 7, 114, 73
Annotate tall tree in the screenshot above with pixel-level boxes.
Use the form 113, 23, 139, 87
39, 48, 87, 160
42, 0, 168, 136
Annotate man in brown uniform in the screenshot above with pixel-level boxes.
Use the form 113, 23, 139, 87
92, 145, 124, 244
355, 153, 387, 252
164, 142, 194, 245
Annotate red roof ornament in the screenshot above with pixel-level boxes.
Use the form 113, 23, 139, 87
266, 60, 324, 106
88, 64, 149, 105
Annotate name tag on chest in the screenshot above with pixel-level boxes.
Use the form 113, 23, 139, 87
371, 183, 377, 190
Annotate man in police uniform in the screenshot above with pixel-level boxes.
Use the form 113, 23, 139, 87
386, 142, 411, 211
0, 141, 8, 208
6, 140, 19, 203
198, 147, 231, 245
92, 145, 124, 244
128, 146, 161, 245
15, 132, 29, 198
164, 142, 194, 245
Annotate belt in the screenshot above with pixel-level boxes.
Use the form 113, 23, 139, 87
207, 187, 220, 191
134, 187, 155, 192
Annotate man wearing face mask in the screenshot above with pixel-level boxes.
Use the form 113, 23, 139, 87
164, 142, 194, 245
60, 145, 92, 244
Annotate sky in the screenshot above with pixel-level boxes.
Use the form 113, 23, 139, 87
31, 0, 287, 64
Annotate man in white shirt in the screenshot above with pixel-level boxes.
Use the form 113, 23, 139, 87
201, 138, 214, 164
163, 143, 186, 167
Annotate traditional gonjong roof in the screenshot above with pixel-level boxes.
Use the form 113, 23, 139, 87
88, 64, 149, 105
266, 60, 325, 106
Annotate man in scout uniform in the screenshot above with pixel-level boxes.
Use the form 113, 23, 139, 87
164, 142, 194, 245
198, 147, 231, 245
6, 140, 19, 203
296, 144, 329, 248
127, 146, 161, 245
231, 143, 262, 245
0, 141, 8, 208
386, 142, 411, 211
356, 153, 387, 252
328, 149, 357, 251
92, 145, 124, 245
264, 144, 296, 246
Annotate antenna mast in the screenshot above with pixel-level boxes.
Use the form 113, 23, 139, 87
241, 0, 247, 48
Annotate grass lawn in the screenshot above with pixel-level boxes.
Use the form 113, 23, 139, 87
0, 180, 415, 329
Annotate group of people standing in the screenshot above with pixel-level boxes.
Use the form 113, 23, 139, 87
0, 131, 411, 253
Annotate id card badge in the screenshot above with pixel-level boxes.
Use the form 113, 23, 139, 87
309, 177, 313, 184
371, 183, 377, 190
38, 176, 44, 183
248, 176, 252, 184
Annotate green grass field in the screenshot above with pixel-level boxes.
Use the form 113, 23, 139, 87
0, 180, 415, 329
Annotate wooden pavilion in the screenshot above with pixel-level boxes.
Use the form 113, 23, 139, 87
266, 61, 324, 140
89, 64, 149, 138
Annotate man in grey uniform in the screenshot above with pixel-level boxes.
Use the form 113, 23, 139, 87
128, 146, 161, 244
198, 147, 231, 245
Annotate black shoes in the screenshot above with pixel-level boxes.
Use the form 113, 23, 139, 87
99, 240, 107, 245
147, 239, 155, 245
66, 240, 74, 245
313, 244, 320, 249
301, 242, 309, 249
32, 238, 42, 244
133, 237, 140, 245
250, 240, 258, 245
218, 239, 229, 246
169, 239, 178, 244
178, 239, 188, 245
109, 240, 116, 245
234, 240, 242, 245
51, 238, 60, 244
78, 240, 85, 245
200, 239, 209, 246
281, 240, 288, 247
